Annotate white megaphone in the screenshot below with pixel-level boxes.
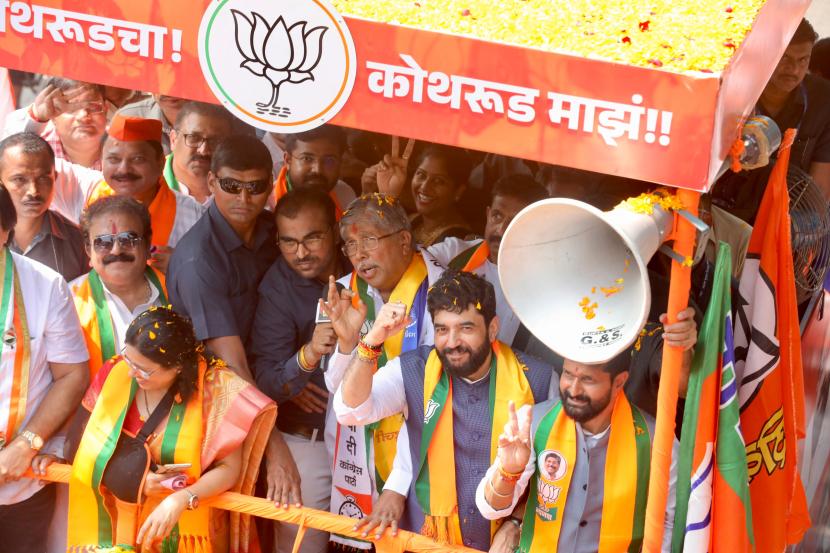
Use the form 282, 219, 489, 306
498, 198, 674, 364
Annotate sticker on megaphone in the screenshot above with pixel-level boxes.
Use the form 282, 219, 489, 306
580, 324, 624, 348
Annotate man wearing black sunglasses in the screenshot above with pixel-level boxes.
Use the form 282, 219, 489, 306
167, 134, 276, 383
168, 135, 305, 529
70, 196, 167, 377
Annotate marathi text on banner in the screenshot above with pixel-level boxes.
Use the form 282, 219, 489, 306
0, 0, 183, 63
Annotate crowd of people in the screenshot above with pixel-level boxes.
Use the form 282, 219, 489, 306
0, 15, 825, 553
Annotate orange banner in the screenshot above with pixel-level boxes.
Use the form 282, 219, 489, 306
0, 0, 810, 190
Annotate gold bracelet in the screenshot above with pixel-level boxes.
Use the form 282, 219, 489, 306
298, 346, 316, 371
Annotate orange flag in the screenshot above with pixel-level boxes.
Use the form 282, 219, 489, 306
734, 128, 810, 551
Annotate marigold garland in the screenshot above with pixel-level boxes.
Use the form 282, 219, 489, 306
333, 0, 766, 73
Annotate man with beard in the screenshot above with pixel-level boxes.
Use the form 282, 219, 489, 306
477, 349, 681, 553
426, 174, 548, 347
272, 125, 356, 219
329, 271, 557, 551
250, 188, 350, 553
0, 133, 88, 281
70, 196, 167, 377
3, 78, 106, 170
81, 115, 205, 274
165, 101, 234, 204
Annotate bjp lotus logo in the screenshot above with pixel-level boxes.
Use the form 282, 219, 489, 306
198, 0, 357, 133
231, 11, 328, 116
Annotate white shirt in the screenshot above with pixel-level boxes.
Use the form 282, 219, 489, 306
0, 253, 89, 505
425, 237, 521, 344
262, 132, 286, 179
69, 272, 165, 352
324, 251, 442, 496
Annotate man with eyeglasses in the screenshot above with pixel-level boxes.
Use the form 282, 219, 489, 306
0, 132, 88, 282
70, 195, 167, 378
80, 115, 205, 274
165, 101, 234, 204
250, 188, 350, 553
273, 125, 356, 219
319, 193, 444, 551
2, 78, 106, 170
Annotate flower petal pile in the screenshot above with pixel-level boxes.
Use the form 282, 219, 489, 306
332, 0, 766, 73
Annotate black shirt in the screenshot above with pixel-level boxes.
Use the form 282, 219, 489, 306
712, 74, 830, 224
250, 255, 348, 433
10, 210, 88, 282
167, 202, 277, 344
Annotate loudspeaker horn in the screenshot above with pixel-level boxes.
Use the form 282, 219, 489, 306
498, 198, 673, 364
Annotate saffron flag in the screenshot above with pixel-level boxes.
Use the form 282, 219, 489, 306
672, 242, 754, 553
733, 128, 810, 551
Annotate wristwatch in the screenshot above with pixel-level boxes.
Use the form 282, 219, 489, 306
19, 430, 44, 451
183, 488, 200, 510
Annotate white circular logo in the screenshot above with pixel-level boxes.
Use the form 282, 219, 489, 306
198, 0, 357, 133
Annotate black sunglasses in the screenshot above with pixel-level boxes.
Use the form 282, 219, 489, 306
92, 231, 143, 253
217, 177, 270, 195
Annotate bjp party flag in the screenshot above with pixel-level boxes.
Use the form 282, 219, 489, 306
733, 128, 810, 552
672, 243, 754, 553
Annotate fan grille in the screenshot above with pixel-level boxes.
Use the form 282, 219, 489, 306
788, 166, 830, 296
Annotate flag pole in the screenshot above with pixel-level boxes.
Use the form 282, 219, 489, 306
642, 188, 700, 552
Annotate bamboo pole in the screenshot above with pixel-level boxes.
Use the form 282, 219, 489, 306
641, 189, 700, 552
31, 464, 480, 553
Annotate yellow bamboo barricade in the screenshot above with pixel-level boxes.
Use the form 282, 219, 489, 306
30, 464, 479, 553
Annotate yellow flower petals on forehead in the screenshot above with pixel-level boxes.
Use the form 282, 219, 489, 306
331, 0, 765, 73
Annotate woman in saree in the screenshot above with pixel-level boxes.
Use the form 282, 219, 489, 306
57, 305, 276, 552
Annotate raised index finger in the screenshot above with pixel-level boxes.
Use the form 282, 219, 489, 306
391, 136, 400, 158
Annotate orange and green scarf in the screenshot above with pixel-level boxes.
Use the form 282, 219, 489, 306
0, 248, 31, 446
519, 394, 651, 553
417, 341, 534, 545
347, 253, 428, 489
72, 267, 167, 378
86, 178, 178, 247
68, 358, 208, 552
273, 165, 343, 219
448, 240, 490, 272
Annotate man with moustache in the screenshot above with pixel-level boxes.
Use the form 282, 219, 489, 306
250, 188, 349, 553
70, 196, 167, 378
713, 18, 830, 218
330, 271, 557, 551
317, 192, 444, 551
164, 101, 235, 204
3, 78, 107, 170
0, 133, 87, 281
78, 115, 205, 274
272, 125, 356, 219
477, 350, 680, 553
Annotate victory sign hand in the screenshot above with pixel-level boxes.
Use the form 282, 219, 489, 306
496, 402, 532, 475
